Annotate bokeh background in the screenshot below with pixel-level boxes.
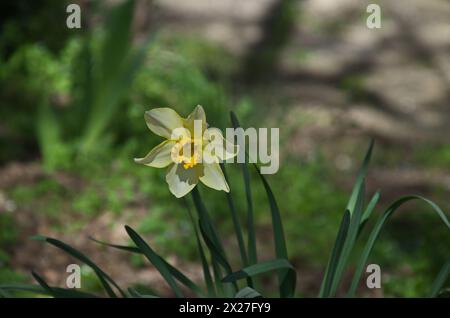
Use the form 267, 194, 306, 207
0, 0, 449, 297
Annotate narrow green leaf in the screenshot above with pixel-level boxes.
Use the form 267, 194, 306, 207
31, 271, 54, 296
89, 236, 141, 253
71, 36, 94, 127
191, 187, 234, 295
253, 166, 288, 260
437, 288, 450, 296
191, 188, 226, 255
328, 182, 366, 296
99, 0, 134, 84
360, 191, 381, 230
31, 235, 125, 297
221, 163, 253, 288
0, 284, 48, 296
89, 236, 204, 297
348, 195, 450, 297
346, 140, 374, 216
29, 272, 97, 298
223, 259, 293, 281
221, 164, 248, 265
320, 140, 374, 297
235, 287, 262, 298
253, 165, 292, 297
125, 225, 184, 297
198, 220, 232, 274
211, 257, 225, 296
429, 259, 450, 298
319, 210, 350, 297
81, 0, 153, 154
128, 288, 159, 298
199, 224, 235, 297
223, 259, 296, 298
230, 111, 257, 266
184, 198, 216, 297
198, 219, 238, 294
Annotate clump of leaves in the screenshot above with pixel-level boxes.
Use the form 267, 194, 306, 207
0, 113, 448, 298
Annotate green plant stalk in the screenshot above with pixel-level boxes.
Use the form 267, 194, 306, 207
191, 187, 236, 295
243, 162, 257, 265
230, 112, 257, 266
199, 219, 238, 294
191, 188, 226, 255
184, 198, 216, 297
212, 257, 225, 296
220, 163, 253, 288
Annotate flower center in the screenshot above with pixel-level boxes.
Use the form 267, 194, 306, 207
171, 138, 202, 169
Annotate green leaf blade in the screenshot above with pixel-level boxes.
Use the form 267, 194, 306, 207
230, 111, 257, 266
125, 225, 184, 298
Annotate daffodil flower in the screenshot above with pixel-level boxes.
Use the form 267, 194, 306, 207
135, 105, 237, 198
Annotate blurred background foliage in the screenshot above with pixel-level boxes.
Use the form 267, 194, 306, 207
0, 0, 448, 297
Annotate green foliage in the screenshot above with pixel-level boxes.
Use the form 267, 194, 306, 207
9, 179, 67, 220
0, 42, 72, 163
316, 141, 450, 298
339, 75, 368, 102
0, 268, 25, 285
0, 0, 71, 57
363, 207, 450, 297
129, 39, 234, 134
0, 214, 17, 248
0, 3, 246, 168
0, 214, 18, 270
0, 214, 24, 289
206, 158, 347, 264
415, 143, 450, 169
2, 111, 449, 298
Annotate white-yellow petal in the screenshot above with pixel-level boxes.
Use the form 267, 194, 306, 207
203, 128, 238, 161
165, 164, 201, 198
145, 108, 184, 139
185, 105, 207, 135
134, 140, 176, 168
200, 163, 230, 192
